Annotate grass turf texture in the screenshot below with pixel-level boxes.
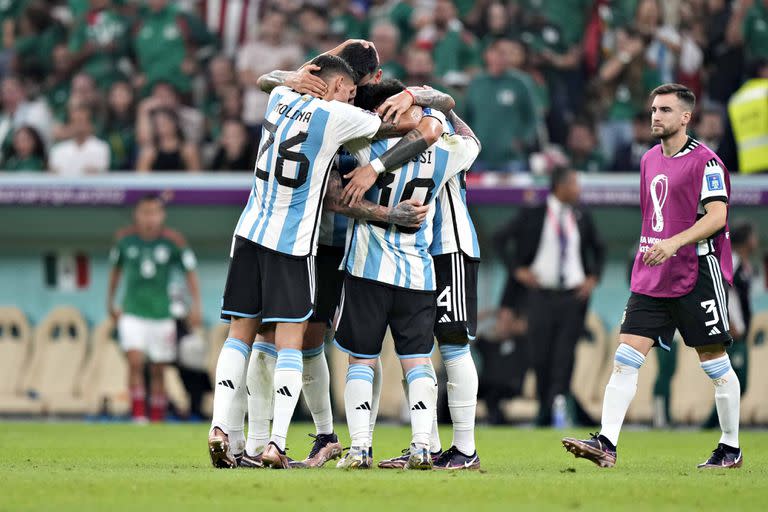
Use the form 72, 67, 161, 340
2, 423, 766, 511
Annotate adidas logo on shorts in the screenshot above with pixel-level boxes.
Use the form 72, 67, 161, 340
709, 326, 721, 336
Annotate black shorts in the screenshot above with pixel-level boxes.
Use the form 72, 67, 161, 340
433, 252, 479, 345
620, 255, 733, 348
334, 274, 436, 358
220, 236, 315, 323
310, 245, 345, 325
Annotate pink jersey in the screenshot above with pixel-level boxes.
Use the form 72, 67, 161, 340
630, 140, 733, 298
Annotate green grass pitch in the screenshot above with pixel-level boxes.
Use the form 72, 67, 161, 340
2, 423, 767, 511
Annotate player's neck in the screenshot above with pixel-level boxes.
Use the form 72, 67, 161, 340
137, 227, 161, 240
660, 131, 689, 157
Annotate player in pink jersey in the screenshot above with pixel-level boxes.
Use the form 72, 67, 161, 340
563, 84, 742, 469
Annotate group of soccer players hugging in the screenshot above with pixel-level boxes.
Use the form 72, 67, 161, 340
207, 39, 743, 471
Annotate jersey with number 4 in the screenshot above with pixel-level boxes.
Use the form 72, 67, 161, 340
342, 131, 480, 291
234, 86, 382, 257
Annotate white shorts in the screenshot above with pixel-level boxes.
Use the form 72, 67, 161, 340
118, 314, 177, 363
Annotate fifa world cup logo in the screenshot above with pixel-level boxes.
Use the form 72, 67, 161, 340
650, 174, 668, 233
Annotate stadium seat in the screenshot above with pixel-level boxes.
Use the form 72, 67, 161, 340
741, 311, 768, 425
80, 319, 130, 416
669, 336, 714, 425
0, 306, 40, 414
25, 306, 91, 414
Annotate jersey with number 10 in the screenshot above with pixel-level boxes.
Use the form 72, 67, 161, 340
343, 129, 480, 291
234, 86, 382, 257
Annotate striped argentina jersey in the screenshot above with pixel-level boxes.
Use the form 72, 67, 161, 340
342, 131, 480, 291
318, 150, 357, 247
234, 86, 381, 257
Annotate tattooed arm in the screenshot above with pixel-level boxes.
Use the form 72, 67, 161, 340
341, 115, 443, 205
378, 86, 456, 124
372, 105, 424, 139
256, 65, 328, 97
324, 169, 429, 227
447, 110, 481, 151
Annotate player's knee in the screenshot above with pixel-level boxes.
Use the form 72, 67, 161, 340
435, 324, 470, 346
439, 342, 471, 363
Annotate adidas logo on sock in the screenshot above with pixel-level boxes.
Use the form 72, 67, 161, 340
438, 314, 452, 324
709, 326, 721, 335
217, 380, 235, 389
276, 386, 293, 397
355, 401, 371, 410
411, 401, 427, 411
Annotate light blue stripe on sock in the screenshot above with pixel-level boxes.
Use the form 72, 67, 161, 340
615, 344, 644, 369
253, 342, 278, 358
223, 338, 251, 360
276, 349, 303, 371
439, 344, 470, 362
302, 346, 325, 358
702, 357, 731, 379
405, 364, 436, 384
346, 364, 374, 383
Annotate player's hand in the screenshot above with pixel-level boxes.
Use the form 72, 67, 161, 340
287, 65, 327, 98
342, 164, 378, 206
514, 267, 540, 289
188, 305, 202, 328
377, 90, 415, 124
576, 275, 598, 301
388, 199, 429, 228
643, 238, 680, 266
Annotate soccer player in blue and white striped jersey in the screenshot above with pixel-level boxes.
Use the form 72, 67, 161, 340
208, 55, 429, 469
333, 79, 481, 470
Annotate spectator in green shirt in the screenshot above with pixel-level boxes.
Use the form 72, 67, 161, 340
464, 39, 538, 172
102, 80, 135, 170
2, 125, 45, 171
43, 44, 73, 122
566, 119, 605, 173
415, 0, 482, 82
132, 0, 199, 95
728, 0, 768, 61
371, 21, 406, 81
12, 1, 66, 83
69, 0, 130, 91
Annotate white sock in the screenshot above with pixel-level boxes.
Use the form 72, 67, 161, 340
701, 354, 740, 448
270, 348, 303, 451
406, 364, 437, 449
302, 345, 333, 435
227, 366, 247, 455
345, 364, 374, 447
430, 411, 442, 453
440, 344, 478, 455
600, 343, 645, 447
246, 342, 276, 455
211, 337, 251, 435
368, 358, 383, 446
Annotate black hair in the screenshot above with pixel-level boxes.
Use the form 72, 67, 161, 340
550, 166, 575, 193
150, 107, 185, 146
353, 78, 406, 111
651, 83, 696, 112
10, 125, 46, 163
337, 42, 379, 84
309, 54, 356, 83
137, 193, 165, 206
730, 221, 755, 247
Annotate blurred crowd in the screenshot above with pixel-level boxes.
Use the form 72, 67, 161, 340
0, 0, 766, 174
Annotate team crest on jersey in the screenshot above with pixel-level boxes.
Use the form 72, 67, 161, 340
154, 245, 170, 264
650, 174, 668, 233
706, 174, 723, 191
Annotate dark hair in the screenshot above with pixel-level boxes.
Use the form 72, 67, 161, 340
106, 80, 136, 124
10, 125, 46, 163
550, 166, 575, 192
137, 193, 165, 206
338, 42, 379, 84
650, 83, 696, 111
353, 78, 406, 111
309, 54, 356, 84
150, 107, 184, 145
730, 221, 755, 247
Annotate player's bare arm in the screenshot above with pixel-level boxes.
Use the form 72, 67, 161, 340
107, 266, 122, 323
379, 86, 456, 124
374, 105, 423, 139
185, 270, 202, 328
644, 201, 728, 266
342, 114, 443, 205
324, 169, 428, 228
256, 65, 327, 97
447, 110, 482, 151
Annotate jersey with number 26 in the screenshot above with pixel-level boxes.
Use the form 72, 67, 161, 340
234, 86, 382, 257
343, 128, 480, 291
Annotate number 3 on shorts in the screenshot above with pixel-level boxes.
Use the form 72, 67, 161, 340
700, 299, 720, 327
